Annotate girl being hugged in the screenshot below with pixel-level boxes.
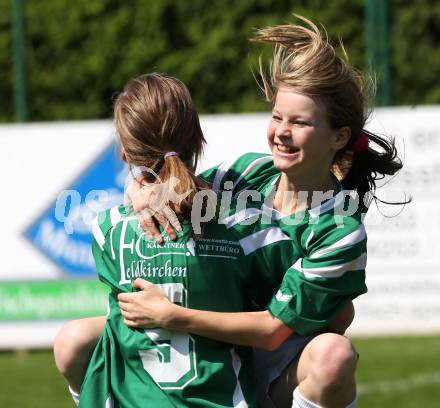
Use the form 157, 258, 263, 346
68, 73, 265, 407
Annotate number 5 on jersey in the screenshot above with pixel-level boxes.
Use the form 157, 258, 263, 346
138, 283, 198, 389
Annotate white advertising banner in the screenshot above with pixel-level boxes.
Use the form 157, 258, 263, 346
0, 107, 439, 347
348, 106, 440, 336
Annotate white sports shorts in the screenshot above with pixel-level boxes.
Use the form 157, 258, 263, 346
253, 334, 315, 407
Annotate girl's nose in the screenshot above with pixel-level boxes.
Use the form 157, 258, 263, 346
275, 122, 290, 137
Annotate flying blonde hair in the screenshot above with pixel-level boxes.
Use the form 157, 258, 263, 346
252, 15, 404, 212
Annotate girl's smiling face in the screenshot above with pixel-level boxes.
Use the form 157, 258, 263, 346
267, 89, 349, 180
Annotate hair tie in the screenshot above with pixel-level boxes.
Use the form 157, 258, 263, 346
164, 151, 178, 159
350, 131, 369, 153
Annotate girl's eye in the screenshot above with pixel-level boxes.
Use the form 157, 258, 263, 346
272, 115, 282, 121
294, 120, 308, 126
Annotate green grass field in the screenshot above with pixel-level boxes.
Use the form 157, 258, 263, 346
1, 335, 439, 407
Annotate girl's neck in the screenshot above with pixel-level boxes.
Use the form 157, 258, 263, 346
272, 172, 338, 215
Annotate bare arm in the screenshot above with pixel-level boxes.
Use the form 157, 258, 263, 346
163, 307, 292, 351
118, 279, 292, 351
118, 279, 354, 350
163, 302, 354, 346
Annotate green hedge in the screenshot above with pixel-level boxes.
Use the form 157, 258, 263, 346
0, 0, 438, 122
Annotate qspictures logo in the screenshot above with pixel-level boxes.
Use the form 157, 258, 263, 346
26, 154, 372, 277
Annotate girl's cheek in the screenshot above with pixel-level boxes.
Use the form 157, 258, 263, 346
267, 122, 276, 139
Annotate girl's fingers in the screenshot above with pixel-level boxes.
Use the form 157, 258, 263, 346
124, 318, 154, 329
117, 292, 134, 302
138, 209, 162, 241
162, 206, 182, 233
118, 301, 129, 312
124, 318, 136, 327
120, 310, 132, 319
118, 300, 139, 313
132, 278, 153, 290
153, 212, 177, 241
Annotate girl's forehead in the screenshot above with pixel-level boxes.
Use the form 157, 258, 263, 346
274, 89, 327, 116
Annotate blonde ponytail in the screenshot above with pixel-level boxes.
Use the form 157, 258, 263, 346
155, 154, 208, 217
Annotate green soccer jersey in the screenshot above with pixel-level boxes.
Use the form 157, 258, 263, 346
80, 152, 368, 407
201, 152, 368, 335
79, 205, 258, 408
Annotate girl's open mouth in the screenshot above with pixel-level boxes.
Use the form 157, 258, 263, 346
275, 143, 299, 154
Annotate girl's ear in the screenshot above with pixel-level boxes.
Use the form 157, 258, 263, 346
332, 126, 351, 151
121, 147, 127, 163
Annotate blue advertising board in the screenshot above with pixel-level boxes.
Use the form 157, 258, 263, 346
25, 143, 127, 276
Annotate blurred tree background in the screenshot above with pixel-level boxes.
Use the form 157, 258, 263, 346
0, 0, 439, 122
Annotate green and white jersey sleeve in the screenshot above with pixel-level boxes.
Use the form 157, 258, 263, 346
267, 210, 368, 335
199, 152, 277, 196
